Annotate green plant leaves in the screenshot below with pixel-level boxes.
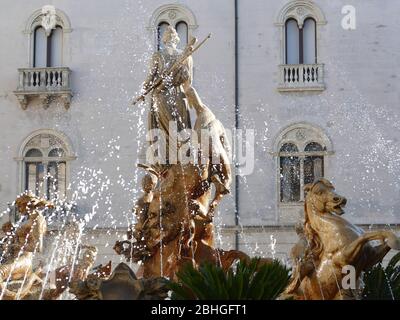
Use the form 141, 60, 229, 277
167, 258, 291, 300
362, 252, 400, 300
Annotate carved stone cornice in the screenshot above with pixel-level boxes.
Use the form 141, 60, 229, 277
275, 0, 327, 27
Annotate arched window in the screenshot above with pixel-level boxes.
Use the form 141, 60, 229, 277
150, 4, 197, 51
304, 142, 324, 185
34, 25, 63, 67
25, 7, 72, 67
157, 21, 188, 50
285, 18, 316, 64
285, 19, 300, 64
277, 1, 326, 65
280, 143, 300, 202
25, 148, 44, 196
157, 22, 170, 51
175, 21, 188, 49
276, 124, 332, 203
18, 130, 75, 200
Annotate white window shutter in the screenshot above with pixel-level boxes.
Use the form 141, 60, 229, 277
285, 20, 300, 64
50, 26, 63, 67
303, 19, 316, 64
34, 27, 47, 67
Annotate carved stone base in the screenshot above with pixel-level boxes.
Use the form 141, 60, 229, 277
69, 263, 169, 300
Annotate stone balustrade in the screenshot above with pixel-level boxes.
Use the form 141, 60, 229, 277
14, 67, 72, 109
278, 64, 325, 92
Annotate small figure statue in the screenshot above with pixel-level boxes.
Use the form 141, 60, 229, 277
0, 193, 53, 299
114, 174, 160, 262
132, 174, 158, 240
44, 245, 99, 300
282, 222, 314, 298
0, 222, 17, 263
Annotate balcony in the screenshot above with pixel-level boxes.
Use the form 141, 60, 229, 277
277, 64, 325, 92
14, 67, 72, 109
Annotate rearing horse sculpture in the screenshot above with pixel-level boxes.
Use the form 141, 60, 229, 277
285, 178, 400, 300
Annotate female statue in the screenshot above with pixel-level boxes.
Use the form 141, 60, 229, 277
143, 26, 192, 148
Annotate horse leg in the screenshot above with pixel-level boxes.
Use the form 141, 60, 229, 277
362, 243, 391, 270
343, 231, 400, 263
218, 250, 251, 271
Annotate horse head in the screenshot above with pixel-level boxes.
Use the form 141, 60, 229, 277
304, 178, 347, 217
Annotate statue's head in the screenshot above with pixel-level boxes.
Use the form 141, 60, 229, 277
162, 26, 180, 47
304, 178, 347, 215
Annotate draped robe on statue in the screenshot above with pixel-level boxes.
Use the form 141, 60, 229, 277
143, 49, 193, 163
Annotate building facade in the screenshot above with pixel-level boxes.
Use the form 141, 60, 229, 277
0, 0, 399, 265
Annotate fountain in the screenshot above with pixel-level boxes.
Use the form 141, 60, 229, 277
113, 26, 257, 280
0, 26, 398, 301
0, 193, 107, 299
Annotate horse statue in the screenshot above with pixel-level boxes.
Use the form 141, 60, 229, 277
284, 178, 400, 300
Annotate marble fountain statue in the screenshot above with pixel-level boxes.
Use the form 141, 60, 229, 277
0, 26, 398, 300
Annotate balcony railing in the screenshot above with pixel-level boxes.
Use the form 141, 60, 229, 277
14, 67, 72, 109
278, 64, 325, 92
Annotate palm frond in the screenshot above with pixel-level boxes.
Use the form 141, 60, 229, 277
362, 252, 400, 300
167, 258, 291, 300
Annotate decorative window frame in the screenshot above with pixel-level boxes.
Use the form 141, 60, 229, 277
14, 129, 76, 198
24, 8, 72, 67
272, 122, 333, 210
275, 0, 326, 65
148, 4, 198, 50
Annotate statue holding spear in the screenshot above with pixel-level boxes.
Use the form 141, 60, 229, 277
132, 26, 211, 163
